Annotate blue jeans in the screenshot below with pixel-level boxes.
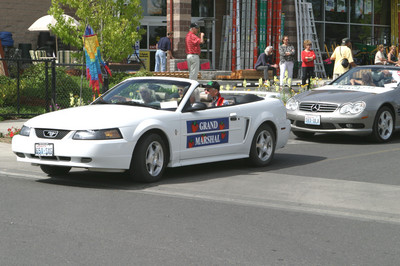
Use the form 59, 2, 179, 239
155, 50, 167, 72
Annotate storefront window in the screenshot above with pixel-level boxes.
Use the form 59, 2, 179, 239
308, 0, 323, 21
139, 25, 148, 49
350, 0, 372, 24
148, 26, 166, 49
374, 26, 391, 46
325, 0, 347, 22
374, 0, 390, 25
191, 0, 214, 17
141, 0, 167, 16
325, 23, 348, 47
350, 25, 372, 44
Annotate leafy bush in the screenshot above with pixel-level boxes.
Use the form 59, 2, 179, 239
20, 63, 92, 108
108, 68, 153, 88
0, 75, 18, 107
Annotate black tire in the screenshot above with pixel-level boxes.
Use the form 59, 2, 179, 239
129, 133, 167, 183
370, 106, 394, 143
292, 130, 315, 139
249, 124, 276, 167
40, 165, 71, 176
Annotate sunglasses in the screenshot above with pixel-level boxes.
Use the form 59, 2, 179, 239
205, 88, 214, 92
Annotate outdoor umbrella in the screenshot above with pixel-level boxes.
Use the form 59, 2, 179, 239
28, 14, 79, 58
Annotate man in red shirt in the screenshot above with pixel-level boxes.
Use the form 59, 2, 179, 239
185, 23, 204, 80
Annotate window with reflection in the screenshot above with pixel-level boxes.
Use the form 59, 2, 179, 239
350, 0, 372, 24
191, 0, 214, 17
374, 0, 390, 25
325, 23, 347, 47
141, 0, 167, 16
149, 26, 167, 50
325, 0, 347, 22
350, 25, 372, 44
307, 0, 323, 21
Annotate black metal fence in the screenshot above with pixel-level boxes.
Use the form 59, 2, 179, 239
0, 56, 101, 118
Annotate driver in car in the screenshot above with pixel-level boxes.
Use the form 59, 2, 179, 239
204, 81, 225, 107
139, 87, 156, 104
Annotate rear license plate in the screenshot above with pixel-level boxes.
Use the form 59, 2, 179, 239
304, 114, 321, 125
35, 143, 54, 156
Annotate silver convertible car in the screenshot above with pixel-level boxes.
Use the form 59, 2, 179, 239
12, 77, 290, 182
286, 65, 400, 142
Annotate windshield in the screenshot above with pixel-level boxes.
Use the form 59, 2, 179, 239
333, 67, 400, 88
92, 79, 192, 110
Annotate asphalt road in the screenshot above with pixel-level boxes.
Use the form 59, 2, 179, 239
1, 132, 400, 265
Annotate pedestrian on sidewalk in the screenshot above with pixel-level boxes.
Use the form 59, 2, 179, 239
185, 23, 204, 80
279, 35, 295, 88
254, 46, 278, 82
330, 38, 356, 79
301, 39, 316, 88
155, 32, 174, 72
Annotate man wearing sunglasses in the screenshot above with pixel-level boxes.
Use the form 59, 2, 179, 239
204, 81, 225, 107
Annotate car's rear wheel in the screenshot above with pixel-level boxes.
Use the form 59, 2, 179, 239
129, 133, 167, 183
292, 130, 315, 139
249, 124, 275, 167
40, 165, 71, 176
370, 106, 394, 143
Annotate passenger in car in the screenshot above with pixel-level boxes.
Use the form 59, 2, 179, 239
204, 81, 225, 107
350, 72, 375, 86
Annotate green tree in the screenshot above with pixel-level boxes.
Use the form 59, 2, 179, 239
48, 0, 144, 62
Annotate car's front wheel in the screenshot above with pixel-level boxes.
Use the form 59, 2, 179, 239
40, 165, 71, 176
249, 124, 276, 167
370, 106, 394, 143
129, 133, 167, 183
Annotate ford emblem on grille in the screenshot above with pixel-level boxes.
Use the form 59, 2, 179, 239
43, 130, 59, 138
311, 104, 320, 112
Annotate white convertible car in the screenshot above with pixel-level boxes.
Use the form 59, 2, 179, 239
12, 77, 290, 182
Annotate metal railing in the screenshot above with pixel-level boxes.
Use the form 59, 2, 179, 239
0, 56, 98, 118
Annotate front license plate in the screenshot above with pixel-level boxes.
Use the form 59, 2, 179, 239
35, 143, 54, 156
304, 114, 321, 125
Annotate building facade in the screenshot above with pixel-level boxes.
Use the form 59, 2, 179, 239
0, 0, 396, 71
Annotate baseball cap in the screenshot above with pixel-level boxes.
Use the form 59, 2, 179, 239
342, 38, 351, 44
204, 81, 220, 91
190, 22, 200, 29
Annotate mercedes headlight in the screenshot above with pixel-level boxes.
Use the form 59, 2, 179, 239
339, 101, 366, 115
286, 98, 299, 111
73, 128, 122, 140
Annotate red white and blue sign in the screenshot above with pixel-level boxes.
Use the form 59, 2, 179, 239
186, 117, 229, 148
186, 117, 229, 134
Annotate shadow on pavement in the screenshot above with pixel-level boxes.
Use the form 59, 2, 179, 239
37, 153, 326, 190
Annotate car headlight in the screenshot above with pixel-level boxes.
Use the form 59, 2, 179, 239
19, 125, 31, 136
286, 98, 299, 111
339, 101, 366, 115
73, 128, 122, 140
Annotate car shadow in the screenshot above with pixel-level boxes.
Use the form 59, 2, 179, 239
36, 153, 326, 190
292, 131, 400, 145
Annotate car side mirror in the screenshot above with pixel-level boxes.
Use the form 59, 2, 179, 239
185, 102, 207, 112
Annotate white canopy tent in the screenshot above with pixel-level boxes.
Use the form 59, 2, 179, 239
28, 14, 80, 59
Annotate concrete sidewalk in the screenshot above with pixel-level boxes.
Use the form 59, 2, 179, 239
0, 119, 28, 135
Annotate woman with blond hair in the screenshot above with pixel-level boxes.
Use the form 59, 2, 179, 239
301, 39, 316, 87
387, 45, 399, 66
374, 44, 387, 65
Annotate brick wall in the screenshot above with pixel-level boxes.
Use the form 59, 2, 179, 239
0, 0, 51, 49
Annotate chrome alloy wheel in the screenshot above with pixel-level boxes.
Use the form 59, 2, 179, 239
255, 129, 273, 162
145, 141, 164, 176
377, 110, 393, 140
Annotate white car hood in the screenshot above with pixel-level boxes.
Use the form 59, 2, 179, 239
25, 105, 170, 130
